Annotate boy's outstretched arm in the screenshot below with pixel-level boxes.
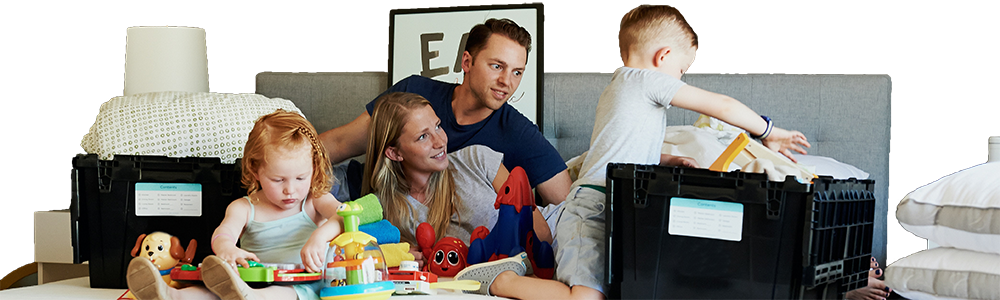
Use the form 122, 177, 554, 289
671, 85, 810, 161
301, 193, 345, 273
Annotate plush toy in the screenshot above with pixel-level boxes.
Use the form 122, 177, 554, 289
467, 167, 555, 279
353, 194, 408, 261
416, 222, 469, 277
130, 231, 197, 288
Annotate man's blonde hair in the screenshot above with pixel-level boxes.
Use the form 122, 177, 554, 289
619, 5, 698, 59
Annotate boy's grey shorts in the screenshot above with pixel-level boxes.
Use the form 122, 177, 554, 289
552, 186, 607, 295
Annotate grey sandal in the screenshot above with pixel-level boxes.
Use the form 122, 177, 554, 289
454, 252, 527, 296
126, 256, 172, 300
201, 255, 259, 300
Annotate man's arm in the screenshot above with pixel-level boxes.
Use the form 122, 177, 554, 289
318, 111, 371, 165
535, 169, 571, 206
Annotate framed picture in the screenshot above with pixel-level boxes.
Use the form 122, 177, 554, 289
389, 3, 544, 128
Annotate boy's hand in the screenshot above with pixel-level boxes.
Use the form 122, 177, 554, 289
762, 127, 811, 162
660, 154, 700, 168
408, 244, 425, 270
216, 247, 260, 270
301, 237, 329, 273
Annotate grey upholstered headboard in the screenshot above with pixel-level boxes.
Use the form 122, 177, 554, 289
255, 72, 389, 135
255, 71, 892, 266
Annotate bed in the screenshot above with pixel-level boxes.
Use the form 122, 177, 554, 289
2, 72, 890, 298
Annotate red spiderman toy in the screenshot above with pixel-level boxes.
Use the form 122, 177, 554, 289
466, 166, 555, 279
416, 222, 469, 277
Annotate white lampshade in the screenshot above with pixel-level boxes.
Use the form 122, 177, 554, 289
124, 26, 209, 96
989, 136, 1000, 163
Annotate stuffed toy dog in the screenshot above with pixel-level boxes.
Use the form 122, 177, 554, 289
130, 232, 197, 288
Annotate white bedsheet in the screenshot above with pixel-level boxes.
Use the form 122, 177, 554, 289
0, 277, 500, 299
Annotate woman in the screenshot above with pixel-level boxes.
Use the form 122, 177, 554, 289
361, 92, 551, 264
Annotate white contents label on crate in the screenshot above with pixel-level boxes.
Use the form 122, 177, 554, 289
135, 183, 203, 217
667, 197, 743, 241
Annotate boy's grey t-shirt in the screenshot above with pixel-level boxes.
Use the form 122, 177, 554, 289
574, 67, 687, 189
404, 145, 502, 245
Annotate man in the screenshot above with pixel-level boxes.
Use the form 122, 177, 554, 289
319, 18, 570, 205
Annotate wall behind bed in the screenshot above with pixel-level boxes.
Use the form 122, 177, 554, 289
3, 3, 984, 264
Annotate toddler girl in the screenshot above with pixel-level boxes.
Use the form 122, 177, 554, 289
127, 109, 344, 300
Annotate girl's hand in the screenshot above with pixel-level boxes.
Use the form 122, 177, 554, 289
762, 127, 811, 162
408, 244, 425, 270
301, 237, 329, 273
215, 247, 259, 270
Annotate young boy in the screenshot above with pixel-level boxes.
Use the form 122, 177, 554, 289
455, 5, 811, 299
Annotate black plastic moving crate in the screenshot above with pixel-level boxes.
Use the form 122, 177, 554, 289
71, 154, 245, 288
605, 163, 874, 299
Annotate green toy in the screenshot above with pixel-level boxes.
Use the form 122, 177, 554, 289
320, 198, 394, 300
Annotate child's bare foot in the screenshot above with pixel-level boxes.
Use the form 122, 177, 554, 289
202, 255, 259, 300
126, 257, 172, 300
846, 257, 892, 300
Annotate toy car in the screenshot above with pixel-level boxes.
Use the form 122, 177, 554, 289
170, 261, 321, 288
387, 261, 438, 295
169, 264, 202, 282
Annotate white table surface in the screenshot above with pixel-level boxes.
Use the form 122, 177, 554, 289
0, 277, 499, 299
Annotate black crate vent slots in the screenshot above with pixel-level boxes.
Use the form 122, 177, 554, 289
605, 163, 874, 299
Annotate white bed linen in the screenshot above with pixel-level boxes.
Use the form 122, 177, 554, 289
0, 277, 502, 299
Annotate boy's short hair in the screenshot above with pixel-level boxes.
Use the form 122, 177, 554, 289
619, 5, 698, 57
465, 18, 532, 60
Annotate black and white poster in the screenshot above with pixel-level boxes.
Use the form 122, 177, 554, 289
389, 3, 543, 126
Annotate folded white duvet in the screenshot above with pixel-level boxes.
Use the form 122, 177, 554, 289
660, 125, 742, 170
80, 91, 302, 163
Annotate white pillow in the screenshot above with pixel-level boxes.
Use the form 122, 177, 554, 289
896, 163, 1000, 255
81, 91, 303, 164
885, 247, 1000, 300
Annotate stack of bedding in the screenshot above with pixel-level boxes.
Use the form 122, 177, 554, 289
81, 91, 302, 163
888, 162, 1000, 300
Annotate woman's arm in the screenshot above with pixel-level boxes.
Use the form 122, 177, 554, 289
491, 163, 511, 192
300, 193, 345, 273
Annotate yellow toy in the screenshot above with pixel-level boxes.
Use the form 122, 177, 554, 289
710, 132, 816, 180
320, 201, 394, 300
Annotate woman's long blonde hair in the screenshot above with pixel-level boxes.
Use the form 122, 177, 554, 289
241, 109, 333, 201
362, 92, 460, 243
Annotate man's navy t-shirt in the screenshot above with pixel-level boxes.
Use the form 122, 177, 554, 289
365, 75, 565, 187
